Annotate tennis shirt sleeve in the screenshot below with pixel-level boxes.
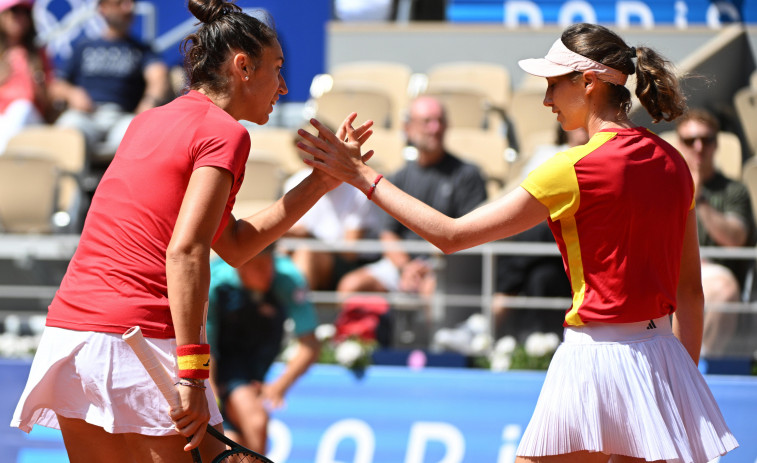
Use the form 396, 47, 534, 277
521, 151, 581, 221
190, 111, 250, 242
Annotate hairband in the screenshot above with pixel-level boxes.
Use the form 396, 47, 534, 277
518, 39, 629, 86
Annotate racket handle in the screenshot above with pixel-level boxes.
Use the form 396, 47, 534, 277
122, 326, 182, 409
122, 326, 203, 463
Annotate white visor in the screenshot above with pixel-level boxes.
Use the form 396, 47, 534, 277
518, 38, 628, 86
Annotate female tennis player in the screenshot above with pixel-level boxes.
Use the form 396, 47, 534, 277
299, 23, 738, 463
11, 1, 371, 461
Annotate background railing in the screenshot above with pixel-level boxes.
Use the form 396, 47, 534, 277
2, 234, 757, 350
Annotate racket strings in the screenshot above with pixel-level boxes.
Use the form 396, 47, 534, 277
215, 451, 268, 463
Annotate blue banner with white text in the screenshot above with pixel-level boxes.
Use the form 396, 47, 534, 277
3, 361, 756, 462
447, 0, 757, 26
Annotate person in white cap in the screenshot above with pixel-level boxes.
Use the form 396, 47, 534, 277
0, 0, 55, 152
298, 22, 738, 463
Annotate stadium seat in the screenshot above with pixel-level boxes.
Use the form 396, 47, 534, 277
712, 132, 744, 181
425, 61, 512, 116
232, 152, 284, 219
445, 127, 509, 198
248, 127, 302, 176
734, 87, 757, 158
423, 62, 512, 134
741, 156, 757, 221
508, 85, 558, 158
362, 128, 407, 174
310, 84, 395, 130
329, 61, 413, 129
4, 126, 88, 229
0, 155, 59, 234
422, 83, 491, 130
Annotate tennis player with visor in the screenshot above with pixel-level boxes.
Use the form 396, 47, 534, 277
298, 23, 739, 463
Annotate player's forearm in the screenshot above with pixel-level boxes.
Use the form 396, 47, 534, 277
368, 179, 462, 254
166, 245, 210, 346
673, 290, 704, 364
674, 209, 705, 364
213, 175, 331, 267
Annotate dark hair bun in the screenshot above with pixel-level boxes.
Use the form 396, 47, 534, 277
187, 0, 241, 24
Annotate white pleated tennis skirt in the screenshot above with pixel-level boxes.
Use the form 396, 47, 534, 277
516, 315, 738, 463
11, 327, 222, 436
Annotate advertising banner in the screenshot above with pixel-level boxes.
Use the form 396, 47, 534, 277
447, 0, 757, 26
3, 361, 756, 462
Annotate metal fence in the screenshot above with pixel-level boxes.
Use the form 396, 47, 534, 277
3, 233, 757, 320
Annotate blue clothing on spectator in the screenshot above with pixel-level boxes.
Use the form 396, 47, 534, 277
383, 151, 487, 242
57, 36, 162, 112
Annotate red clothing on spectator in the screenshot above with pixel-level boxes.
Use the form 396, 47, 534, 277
0, 46, 53, 113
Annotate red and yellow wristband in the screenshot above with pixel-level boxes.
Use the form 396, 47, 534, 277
176, 344, 210, 380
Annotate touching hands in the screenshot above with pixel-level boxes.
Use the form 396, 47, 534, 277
297, 113, 377, 194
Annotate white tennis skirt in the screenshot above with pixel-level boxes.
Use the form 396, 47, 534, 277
10, 327, 222, 436
516, 316, 738, 463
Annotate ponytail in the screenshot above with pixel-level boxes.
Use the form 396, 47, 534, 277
561, 23, 686, 123
634, 46, 687, 122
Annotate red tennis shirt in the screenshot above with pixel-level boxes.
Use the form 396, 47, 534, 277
521, 127, 694, 326
46, 91, 250, 338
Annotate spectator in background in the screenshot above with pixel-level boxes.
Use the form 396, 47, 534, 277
337, 96, 487, 303
677, 108, 756, 357
284, 162, 380, 291
51, 0, 169, 158
207, 244, 320, 454
282, 124, 381, 292
0, 0, 56, 152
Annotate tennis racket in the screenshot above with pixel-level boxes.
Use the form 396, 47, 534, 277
122, 326, 275, 463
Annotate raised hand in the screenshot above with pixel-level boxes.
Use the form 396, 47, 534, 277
335, 112, 374, 148
297, 115, 378, 194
